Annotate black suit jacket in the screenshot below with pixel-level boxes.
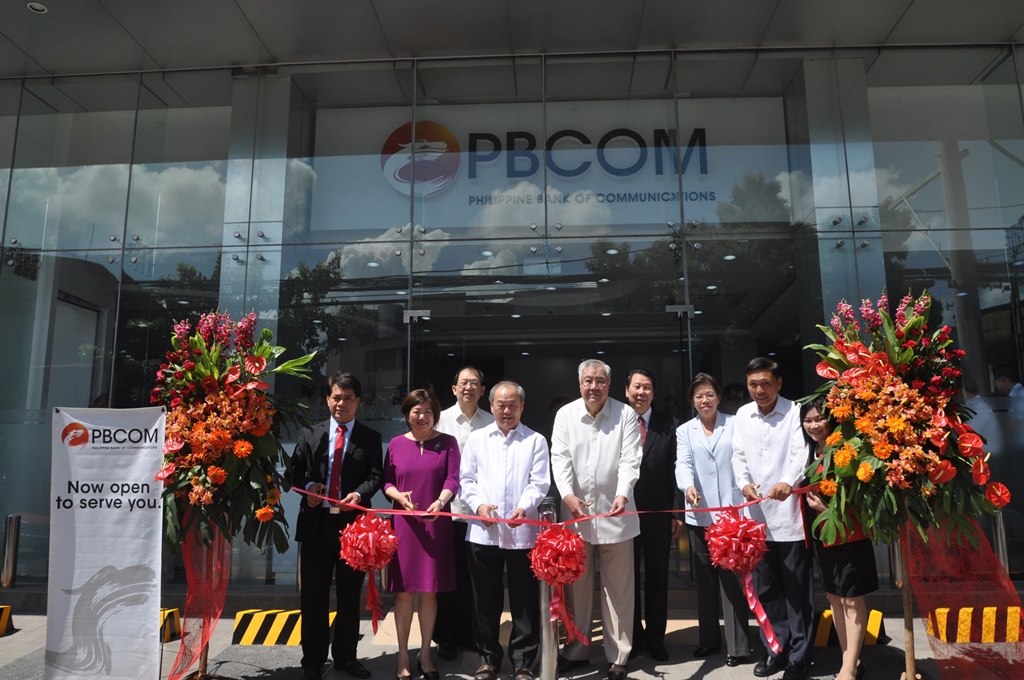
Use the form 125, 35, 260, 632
289, 418, 383, 544
633, 408, 679, 512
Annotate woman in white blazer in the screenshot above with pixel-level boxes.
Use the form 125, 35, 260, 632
675, 373, 752, 668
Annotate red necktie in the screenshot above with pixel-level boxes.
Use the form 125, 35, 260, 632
638, 416, 648, 447
327, 424, 347, 500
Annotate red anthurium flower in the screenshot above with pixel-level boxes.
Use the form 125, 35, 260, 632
223, 365, 241, 384
244, 380, 271, 391
948, 418, 970, 436
971, 459, 990, 486
927, 460, 956, 485
958, 432, 985, 459
163, 435, 185, 453
986, 482, 1011, 508
200, 375, 219, 393
816, 361, 840, 379
933, 409, 948, 428
155, 461, 176, 481
244, 355, 267, 374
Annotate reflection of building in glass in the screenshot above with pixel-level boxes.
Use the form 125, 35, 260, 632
2, 5, 1024, 586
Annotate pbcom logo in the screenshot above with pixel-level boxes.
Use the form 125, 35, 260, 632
380, 121, 461, 196
62, 423, 89, 449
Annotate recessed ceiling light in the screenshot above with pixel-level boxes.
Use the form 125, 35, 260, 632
605, 248, 619, 255
694, 310, 703, 315
723, 255, 736, 261
495, 279, 504, 284
396, 291, 407, 295
338, 337, 347, 342
447, 353, 455, 357
481, 250, 494, 257
598, 278, 610, 283
511, 314, 521, 318
27, 3, 47, 14
678, 276, 685, 281
706, 285, 718, 290
312, 319, 322, 324
596, 351, 605, 355
955, 291, 968, 297
545, 286, 556, 291
521, 352, 530, 356
421, 316, 431, 321
601, 312, 612, 317
768, 352, 777, 356
177, 300, 189, 305
366, 261, 380, 268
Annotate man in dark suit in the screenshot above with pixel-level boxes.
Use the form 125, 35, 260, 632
625, 369, 681, 662
291, 371, 383, 680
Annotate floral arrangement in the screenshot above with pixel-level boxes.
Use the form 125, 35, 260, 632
806, 290, 1010, 546
151, 311, 315, 553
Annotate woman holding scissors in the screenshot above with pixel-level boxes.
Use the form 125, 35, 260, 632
675, 373, 752, 667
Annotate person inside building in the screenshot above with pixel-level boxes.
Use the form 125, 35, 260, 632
732, 357, 813, 680
624, 368, 680, 662
801, 397, 875, 680
459, 381, 550, 680
383, 389, 461, 680
290, 371, 383, 680
551, 359, 642, 680
675, 372, 752, 668
434, 366, 493, 660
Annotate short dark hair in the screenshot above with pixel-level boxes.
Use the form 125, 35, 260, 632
452, 366, 484, 385
327, 371, 362, 398
799, 395, 828, 450
745, 357, 780, 378
687, 373, 722, 402
993, 363, 1020, 384
626, 368, 656, 390
401, 389, 441, 424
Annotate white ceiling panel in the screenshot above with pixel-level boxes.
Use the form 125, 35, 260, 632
237, 0, 390, 63
887, 0, 1024, 44
761, 0, 913, 47
101, 0, 271, 69
638, 0, 781, 50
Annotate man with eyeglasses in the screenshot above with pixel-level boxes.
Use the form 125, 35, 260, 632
434, 366, 494, 660
551, 359, 642, 680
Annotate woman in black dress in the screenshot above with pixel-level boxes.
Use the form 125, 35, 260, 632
801, 397, 874, 680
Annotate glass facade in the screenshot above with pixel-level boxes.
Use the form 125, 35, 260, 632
3, 47, 1024, 586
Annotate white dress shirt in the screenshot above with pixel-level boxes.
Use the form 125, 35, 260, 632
437, 402, 494, 519
675, 411, 745, 528
551, 397, 642, 545
730, 396, 807, 542
459, 421, 551, 549
308, 416, 354, 507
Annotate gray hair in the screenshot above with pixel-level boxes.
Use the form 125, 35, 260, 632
578, 359, 611, 381
490, 381, 526, 403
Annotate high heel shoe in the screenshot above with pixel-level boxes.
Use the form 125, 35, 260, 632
856, 662, 866, 680
417, 657, 440, 680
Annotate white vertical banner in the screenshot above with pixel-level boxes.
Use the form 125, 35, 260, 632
46, 407, 165, 680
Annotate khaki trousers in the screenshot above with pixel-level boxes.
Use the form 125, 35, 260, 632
562, 540, 635, 665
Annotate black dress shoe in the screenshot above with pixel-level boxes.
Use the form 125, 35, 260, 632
692, 646, 720, 658
556, 657, 588, 674
337, 660, 372, 679
781, 663, 808, 680
753, 654, 787, 678
645, 642, 668, 662
303, 668, 322, 680
436, 643, 457, 661
606, 664, 627, 680
725, 655, 747, 667
473, 664, 497, 680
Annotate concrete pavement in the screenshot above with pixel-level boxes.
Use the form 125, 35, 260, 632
0, 608, 940, 680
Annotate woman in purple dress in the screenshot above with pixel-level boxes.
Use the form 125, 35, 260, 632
383, 389, 460, 680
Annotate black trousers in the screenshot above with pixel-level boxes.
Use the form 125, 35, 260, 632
755, 540, 814, 666
299, 510, 367, 670
467, 542, 540, 671
433, 521, 475, 647
689, 527, 751, 655
632, 514, 671, 646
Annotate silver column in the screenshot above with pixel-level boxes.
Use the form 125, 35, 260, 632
538, 499, 558, 680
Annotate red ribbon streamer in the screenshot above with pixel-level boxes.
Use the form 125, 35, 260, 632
529, 525, 589, 645
339, 512, 397, 634
167, 528, 231, 680
742, 571, 781, 655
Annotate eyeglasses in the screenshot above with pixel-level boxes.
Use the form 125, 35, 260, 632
692, 392, 718, 402
457, 380, 481, 388
581, 377, 609, 387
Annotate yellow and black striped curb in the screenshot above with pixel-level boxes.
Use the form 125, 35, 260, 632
232, 609, 339, 645
926, 606, 1022, 644
0, 605, 11, 636
160, 608, 181, 642
813, 609, 887, 647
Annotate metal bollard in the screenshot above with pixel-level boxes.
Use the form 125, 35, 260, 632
538, 499, 558, 680
994, 510, 1010, 574
2, 514, 21, 588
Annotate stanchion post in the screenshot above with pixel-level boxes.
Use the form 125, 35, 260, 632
1, 514, 21, 588
538, 499, 558, 680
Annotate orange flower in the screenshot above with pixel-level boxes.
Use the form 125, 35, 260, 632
825, 431, 844, 448
833, 443, 856, 468
885, 415, 908, 435
819, 478, 838, 497
208, 466, 228, 485
856, 463, 874, 483
255, 506, 275, 522
266, 488, 281, 505
853, 416, 876, 435
872, 440, 894, 460
233, 440, 254, 458
831, 403, 853, 422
